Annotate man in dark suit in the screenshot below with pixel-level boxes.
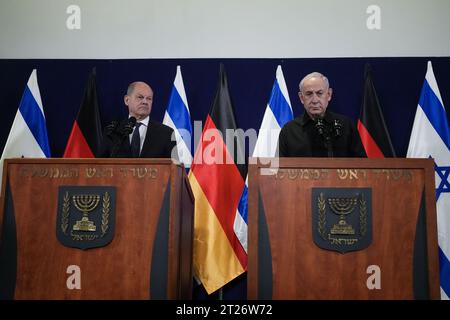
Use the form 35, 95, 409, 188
279, 72, 366, 158
99, 81, 177, 158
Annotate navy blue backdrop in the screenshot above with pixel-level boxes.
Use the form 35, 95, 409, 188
2, 58, 450, 158
1, 57, 450, 298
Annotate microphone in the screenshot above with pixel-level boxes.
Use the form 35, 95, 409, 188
120, 116, 137, 135
108, 116, 137, 157
105, 117, 136, 137
315, 118, 325, 136
105, 120, 119, 137
333, 119, 343, 137
315, 117, 333, 157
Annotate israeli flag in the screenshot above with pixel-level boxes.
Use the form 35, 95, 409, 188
163, 66, 193, 168
234, 65, 294, 253
0, 69, 51, 189
407, 61, 450, 299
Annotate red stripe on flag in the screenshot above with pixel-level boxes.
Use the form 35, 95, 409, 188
63, 121, 95, 158
357, 119, 385, 158
191, 115, 247, 268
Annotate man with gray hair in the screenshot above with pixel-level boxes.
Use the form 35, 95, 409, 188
99, 81, 177, 159
278, 72, 366, 157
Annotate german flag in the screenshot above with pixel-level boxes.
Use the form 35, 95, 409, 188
357, 64, 396, 158
189, 64, 247, 294
63, 68, 103, 158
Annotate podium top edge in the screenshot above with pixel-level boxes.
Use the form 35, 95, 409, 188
248, 157, 435, 169
3, 158, 180, 166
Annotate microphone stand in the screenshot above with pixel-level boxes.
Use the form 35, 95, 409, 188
315, 118, 333, 157
324, 135, 333, 158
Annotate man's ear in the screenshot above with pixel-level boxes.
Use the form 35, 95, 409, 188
327, 88, 333, 101
298, 91, 304, 105
124, 95, 129, 106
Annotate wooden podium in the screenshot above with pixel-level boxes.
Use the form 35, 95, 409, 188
0, 159, 194, 300
248, 158, 440, 299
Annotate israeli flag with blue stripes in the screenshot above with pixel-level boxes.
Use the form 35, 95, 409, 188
407, 61, 450, 299
163, 66, 193, 168
0, 69, 51, 190
234, 65, 293, 253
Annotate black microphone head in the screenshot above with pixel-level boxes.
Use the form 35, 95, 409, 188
333, 119, 343, 137
121, 116, 137, 135
315, 118, 325, 135
105, 120, 119, 137
128, 116, 137, 126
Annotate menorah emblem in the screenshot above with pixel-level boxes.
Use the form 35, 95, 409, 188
72, 194, 100, 232
312, 188, 372, 253
328, 196, 358, 235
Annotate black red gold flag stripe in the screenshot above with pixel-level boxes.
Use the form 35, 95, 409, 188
63, 68, 103, 158
189, 64, 247, 294
357, 64, 396, 158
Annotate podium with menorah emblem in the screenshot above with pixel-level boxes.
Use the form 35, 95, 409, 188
247, 157, 440, 299
0, 158, 194, 299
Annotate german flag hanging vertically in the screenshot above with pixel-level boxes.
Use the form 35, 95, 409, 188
63, 68, 103, 158
189, 64, 247, 294
357, 64, 396, 158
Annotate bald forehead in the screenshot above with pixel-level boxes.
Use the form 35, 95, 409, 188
127, 82, 153, 95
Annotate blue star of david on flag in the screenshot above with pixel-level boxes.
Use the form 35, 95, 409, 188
435, 164, 450, 200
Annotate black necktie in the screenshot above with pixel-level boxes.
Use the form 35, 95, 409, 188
131, 122, 142, 157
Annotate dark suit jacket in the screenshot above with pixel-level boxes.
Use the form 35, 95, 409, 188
98, 118, 177, 158
278, 111, 367, 157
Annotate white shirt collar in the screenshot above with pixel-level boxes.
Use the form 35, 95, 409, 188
130, 115, 149, 127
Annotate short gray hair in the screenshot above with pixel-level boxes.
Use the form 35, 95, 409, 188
299, 72, 329, 92
126, 81, 153, 95
126, 82, 139, 95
